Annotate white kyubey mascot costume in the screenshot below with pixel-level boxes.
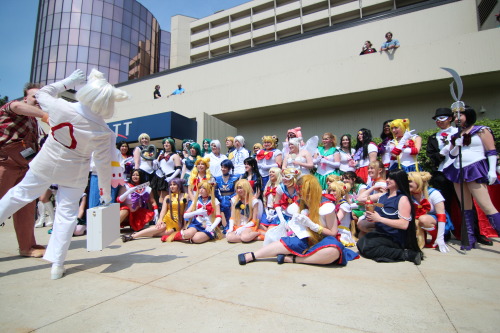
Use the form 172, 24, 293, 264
0, 69, 129, 279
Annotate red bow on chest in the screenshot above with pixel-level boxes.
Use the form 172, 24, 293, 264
265, 186, 277, 197
414, 198, 431, 219
256, 150, 273, 160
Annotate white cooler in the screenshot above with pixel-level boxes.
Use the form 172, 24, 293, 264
86, 203, 120, 251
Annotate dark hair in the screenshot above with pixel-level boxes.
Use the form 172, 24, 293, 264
24, 83, 42, 97
340, 134, 352, 151
220, 159, 234, 173
355, 128, 373, 159
386, 169, 420, 252
385, 32, 393, 38
460, 105, 476, 128
380, 120, 394, 141
342, 171, 365, 185
116, 141, 131, 156
130, 169, 147, 185
243, 157, 262, 197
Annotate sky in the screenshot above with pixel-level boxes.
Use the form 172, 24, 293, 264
0, 0, 249, 101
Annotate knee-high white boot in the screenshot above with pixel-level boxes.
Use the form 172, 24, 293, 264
35, 201, 46, 228
44, 201, 55, 227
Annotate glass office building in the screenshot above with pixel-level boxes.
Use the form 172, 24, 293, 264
31, 0, 169, 86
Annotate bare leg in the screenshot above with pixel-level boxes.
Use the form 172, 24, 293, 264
453, 182, 473, 210
119, 209, 129, 225
191, 232, 210, 244
132, 225, 168, 239
293, 247, 340, 265
226, 232, 242, 243
418, 215, 437, 229
467, 182, 498, 215
241, 229, 260, 242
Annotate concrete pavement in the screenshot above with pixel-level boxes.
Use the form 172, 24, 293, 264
1, 219, 500, 332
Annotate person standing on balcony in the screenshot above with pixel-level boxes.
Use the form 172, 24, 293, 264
167, 84, 185, 97
380, 32, 400, 52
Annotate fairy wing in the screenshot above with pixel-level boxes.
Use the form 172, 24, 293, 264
302, 136, 319, 156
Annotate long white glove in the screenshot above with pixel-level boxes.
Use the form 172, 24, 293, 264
118, 186, 138, 203
235, 220, 255, 235
396, 130, 414, 149
61, 69, 86, 89
275, 206, 287, 225
227, 219, 235, 233
449, 137, 463, 157
350, 203, 359, 210
154, 209, 159, 222
487, 155, 498, 185
295, 214, 321, 233
320, 158, 340, 169
260, 162, 278, 171
166, 169, 180, 182
433, 222, 449, 253
184, 208, 207, 219
206, 217, 221, 232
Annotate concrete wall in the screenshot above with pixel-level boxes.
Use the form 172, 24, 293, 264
111, 0, 500, 147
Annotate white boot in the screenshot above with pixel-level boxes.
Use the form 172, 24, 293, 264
35, 201, 46, 228
44, 201, 55, 227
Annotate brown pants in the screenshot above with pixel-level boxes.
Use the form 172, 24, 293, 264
0, 141, 38, 251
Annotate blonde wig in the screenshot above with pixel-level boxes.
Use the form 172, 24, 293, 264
232, 179, 255, 226
137, 133, 150, 142
328, 181, 352, 199
261, 135, 278, 149
189, 156, 212, 186
408, 171, 432, 199
326, 174, 341, 184
282, 167, 301, 186
389, 118, 410, 133
192, 180, 216, 220
263, 167, 282, 206
369, 160, 387, 180
297, 175, 323, 245
76, 69, 129, 119
253, 143, 263, 151
322, 132, 337, 147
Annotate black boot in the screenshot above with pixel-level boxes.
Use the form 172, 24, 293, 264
403, 249, 421, 265
461, 210, 477, 251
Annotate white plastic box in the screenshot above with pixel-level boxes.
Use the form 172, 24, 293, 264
86, 203, 120, 251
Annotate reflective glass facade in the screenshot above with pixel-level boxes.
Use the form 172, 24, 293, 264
31, 0, 169, 86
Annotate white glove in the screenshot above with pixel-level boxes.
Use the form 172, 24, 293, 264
433, 222, 449, 253
227, 219, 235, 233
266, 208, 276, 220
153, 159, 160, 169
275, 206, 287, 225
260, 163, 277, 171
487, 155, 498, 185
61, 69, 85, 88
402, 129, 415, 142
166, 169, 180, 182
184, 208, 207, 219
206, 217, 221, 233
154, 209, 159, 222
449, 137, 463, 157
439, 144, 451, 157
100, 194, 112, 205
321, 158, 340, 169
235, 220, 255, 235
295, 214, 320, 233
118, 186, 138, 202
350, 203, 359, 210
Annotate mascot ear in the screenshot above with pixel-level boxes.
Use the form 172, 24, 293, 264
141, 144, 157, 160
